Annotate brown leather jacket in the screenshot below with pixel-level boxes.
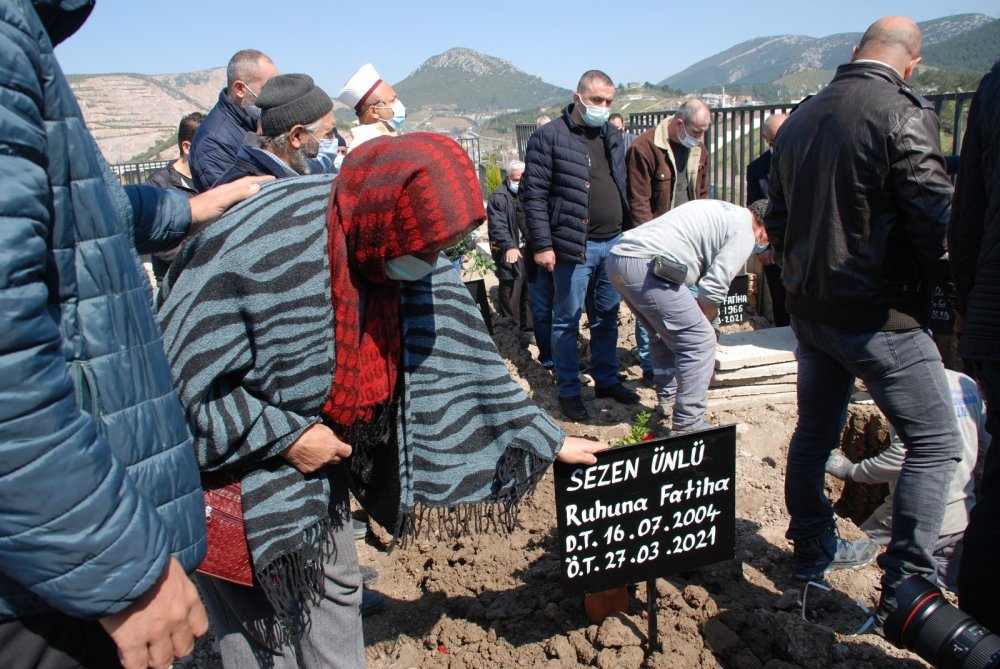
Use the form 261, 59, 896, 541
626, 115, 709, 224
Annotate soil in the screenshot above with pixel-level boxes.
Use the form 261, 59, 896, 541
355, 274, 934, 669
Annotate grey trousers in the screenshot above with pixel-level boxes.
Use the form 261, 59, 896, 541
196, 467, 365, 669
608, 254, 716, 430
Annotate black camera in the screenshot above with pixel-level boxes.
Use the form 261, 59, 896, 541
883, 575, 1000, 669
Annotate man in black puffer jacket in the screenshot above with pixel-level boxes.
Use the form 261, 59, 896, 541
766, 16, 962, 619
949, 57, 1000, 633
521, 70, 638, 421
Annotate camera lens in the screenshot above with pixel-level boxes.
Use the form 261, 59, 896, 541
884, 575, 1000, 669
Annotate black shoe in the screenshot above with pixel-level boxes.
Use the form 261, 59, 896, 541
642, 370, 655, 388
595, 383, 640, 404
361, 589, 385, 617
559, 395, 590, 421
360, 565, 379, 586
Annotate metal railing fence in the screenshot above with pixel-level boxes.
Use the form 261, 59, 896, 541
514, 90, 975, 205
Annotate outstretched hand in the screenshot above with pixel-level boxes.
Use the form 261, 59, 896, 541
188, 175, 274, 229
556, 436, 608, 465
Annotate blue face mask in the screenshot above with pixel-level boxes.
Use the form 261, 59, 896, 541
508, 180, 520, 194
754, 241, 769, 254
385, 254, 436, 281
576, 94, 610, 128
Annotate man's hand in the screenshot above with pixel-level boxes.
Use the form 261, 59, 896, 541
281, 423, 352, 473
556, 436, 608, 465
825, 450, 852, 480
534, 249, 556, 273
504, 248, 522, 264
99, 557, 208, 669
697, 298, 719, 322
188, 176, 274, 229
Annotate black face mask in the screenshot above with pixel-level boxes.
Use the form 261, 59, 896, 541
34, 0, 95, 47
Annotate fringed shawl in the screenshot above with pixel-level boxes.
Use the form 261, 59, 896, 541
159, 156, 564, 642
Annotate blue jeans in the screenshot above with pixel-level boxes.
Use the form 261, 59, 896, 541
635, 320, 653, 375
786, 317, 961, 590
551, 236, 622, 397
959, 360, 1000, 631
527, 271, 554, 365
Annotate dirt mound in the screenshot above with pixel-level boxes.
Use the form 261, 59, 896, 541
358, 285, 929, 669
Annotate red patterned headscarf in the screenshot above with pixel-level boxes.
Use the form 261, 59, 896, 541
321, 133, 486, 433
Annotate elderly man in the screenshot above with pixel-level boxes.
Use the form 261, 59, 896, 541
608, 199, 769, 433
746, 112, 789, 326
338, 63, 405, 152
487, 160, 532, 336
190, 49, 278, 191
626, 98, 711, 225
626, 99, 712, 385
215, 74, 334, 184
767, 16, 959, 614
522, 70, 639, 421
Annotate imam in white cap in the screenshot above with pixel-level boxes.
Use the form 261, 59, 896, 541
338, 63, 383, 111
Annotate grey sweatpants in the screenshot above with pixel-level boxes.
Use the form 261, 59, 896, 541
196, 467, 365, 669
607, 254, 716, 430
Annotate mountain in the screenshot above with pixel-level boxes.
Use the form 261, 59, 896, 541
69, 68, 224, 163
394, 48, 571, 113
922, 18, 1000, 74
660, 14, 996, 92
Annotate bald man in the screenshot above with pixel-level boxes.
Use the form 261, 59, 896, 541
765, 16, 960, 623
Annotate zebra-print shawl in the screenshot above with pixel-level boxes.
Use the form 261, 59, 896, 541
158, 175, 564, 635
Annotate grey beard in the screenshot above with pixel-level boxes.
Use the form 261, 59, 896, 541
288, 148, 309, 175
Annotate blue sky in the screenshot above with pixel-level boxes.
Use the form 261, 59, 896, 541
56, 1, 997, 96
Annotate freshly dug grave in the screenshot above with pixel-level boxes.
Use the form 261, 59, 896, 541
358, 301, 930, 669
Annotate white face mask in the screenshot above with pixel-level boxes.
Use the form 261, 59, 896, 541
508, 180, 520, 194
385, 254, 436, 281
677, 123, 702, 149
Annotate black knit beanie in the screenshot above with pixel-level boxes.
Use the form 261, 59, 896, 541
257, 74, 333, 136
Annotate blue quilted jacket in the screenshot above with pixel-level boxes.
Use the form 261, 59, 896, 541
0, 0, 206, 620
521, 104, 631, 263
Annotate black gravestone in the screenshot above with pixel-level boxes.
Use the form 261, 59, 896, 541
720, 274, 750, 325
553, 425, 736, 595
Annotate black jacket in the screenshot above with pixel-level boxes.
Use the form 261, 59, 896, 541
487, 181, 527, 281
950, 59, 1000, 360
766, 61, 954, 331
521, 104, 631, 264
746, 149, 771, 205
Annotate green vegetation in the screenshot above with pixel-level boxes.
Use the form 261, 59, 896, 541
922, 19, 1000, 77
484, 163, 502, 198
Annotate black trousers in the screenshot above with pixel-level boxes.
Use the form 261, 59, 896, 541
763, 263, 789, 327
959, 359, 1000, 634
0, 612, 121, 669
496, 268, 532, 332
